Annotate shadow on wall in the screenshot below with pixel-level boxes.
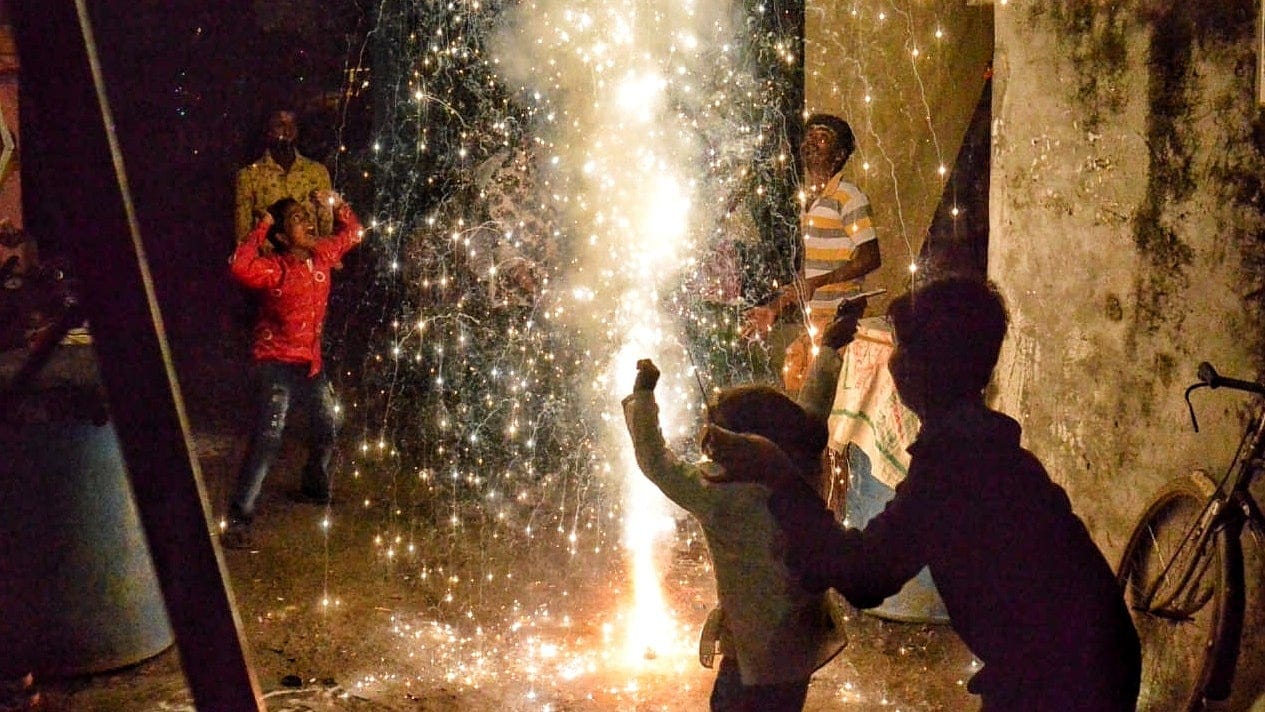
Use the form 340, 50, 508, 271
918, 72, 992, 283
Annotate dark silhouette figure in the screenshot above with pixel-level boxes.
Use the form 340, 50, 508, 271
714, 277, 1141, 710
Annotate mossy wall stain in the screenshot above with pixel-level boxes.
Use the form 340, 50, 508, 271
1033, 2, 1265, 343
1128, 4, 1200, 343
1211, 73, 1265, 336
995, 0, 1265, 567
1130, 2, 1264, 354
1217, 112, 1265, 213
1027, 2, 1130, 133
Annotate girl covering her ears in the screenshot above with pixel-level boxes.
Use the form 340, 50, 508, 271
620, 304, 864, 711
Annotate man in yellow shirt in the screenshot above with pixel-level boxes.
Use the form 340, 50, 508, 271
234, 110, 332, 244
744, 114, 880, 393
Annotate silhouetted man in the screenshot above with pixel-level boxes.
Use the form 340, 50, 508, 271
719, 277, 1141, 711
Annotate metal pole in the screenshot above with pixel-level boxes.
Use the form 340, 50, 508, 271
11, 2, 264, 709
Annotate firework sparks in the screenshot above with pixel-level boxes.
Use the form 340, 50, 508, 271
328, 0, 800, 703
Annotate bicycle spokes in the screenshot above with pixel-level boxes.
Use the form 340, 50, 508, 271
1119, 474, 1229, 712
1136, 507, 1220, 617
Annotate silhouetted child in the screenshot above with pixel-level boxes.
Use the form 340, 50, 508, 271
712, 276, 1141, 711
622, 351, 848, 712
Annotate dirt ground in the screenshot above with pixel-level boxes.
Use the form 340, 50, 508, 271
24, 330, 978, 712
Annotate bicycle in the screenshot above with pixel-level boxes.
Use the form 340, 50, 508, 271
1117, 362, 1265, 711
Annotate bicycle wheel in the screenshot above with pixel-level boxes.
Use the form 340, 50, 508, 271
1117, 472, 1231, 712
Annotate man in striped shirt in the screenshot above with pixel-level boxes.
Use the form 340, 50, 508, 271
744, 113, 880, 393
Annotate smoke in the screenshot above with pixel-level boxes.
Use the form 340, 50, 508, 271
490, 0, 755, 659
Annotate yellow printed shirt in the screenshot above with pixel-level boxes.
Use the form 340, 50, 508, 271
801, 171, 877, 315
234, 152, 333, 243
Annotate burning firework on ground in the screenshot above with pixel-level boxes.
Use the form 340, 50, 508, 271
313, 0, 802, 704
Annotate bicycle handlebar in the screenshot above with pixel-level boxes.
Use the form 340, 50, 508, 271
1185, 362, 1265, 433
1196, 362, 1265, 396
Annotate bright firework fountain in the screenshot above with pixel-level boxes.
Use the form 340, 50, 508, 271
493, 0, 726, 664
338, 0, 801, 700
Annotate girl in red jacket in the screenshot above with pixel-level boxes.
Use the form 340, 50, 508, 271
222, 193, 363, 548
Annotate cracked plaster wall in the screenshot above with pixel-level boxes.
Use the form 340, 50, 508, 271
992, 1, 1265, 568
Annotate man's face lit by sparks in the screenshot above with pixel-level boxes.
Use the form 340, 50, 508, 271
800, 124, 842, 178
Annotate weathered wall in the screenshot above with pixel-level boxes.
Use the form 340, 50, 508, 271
993, 0, 1265, 555
993, 5, 1265, 705
805, 0, 993, 297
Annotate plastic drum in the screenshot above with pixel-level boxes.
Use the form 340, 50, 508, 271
0, 346, 173, 677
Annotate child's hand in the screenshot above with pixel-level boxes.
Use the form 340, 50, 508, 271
255, 209, 274, 229
312, 189, 343, 210
334, 201, 356, 226
634, 359, 660, 392
700, 424, 795, 486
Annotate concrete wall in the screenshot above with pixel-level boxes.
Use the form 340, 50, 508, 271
993, 5, 1265, 705
992, 1, 1265, 558
805, 0, 993, 297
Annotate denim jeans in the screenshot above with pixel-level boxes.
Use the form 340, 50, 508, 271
229, 362, 340, 522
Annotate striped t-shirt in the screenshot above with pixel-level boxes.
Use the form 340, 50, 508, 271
801, 171, 877, 315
